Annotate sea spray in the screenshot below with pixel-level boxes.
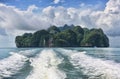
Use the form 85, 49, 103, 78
57, 48, 120, 79
19, 49, 41, 57
0, 52, 28, 78
26, 49, 66, 79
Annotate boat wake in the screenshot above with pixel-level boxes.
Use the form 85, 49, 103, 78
0, 52, 28, 79
26, 49, 66, 79
60, 49, 120, 79
1, 48, 120, 79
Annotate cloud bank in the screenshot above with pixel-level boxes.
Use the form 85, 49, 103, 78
0, 0, 120, 47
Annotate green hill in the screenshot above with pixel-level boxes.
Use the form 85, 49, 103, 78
15, 24, 109, 47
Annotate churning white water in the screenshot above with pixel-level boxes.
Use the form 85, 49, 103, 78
65, 50, 120, 79
1, 48, 120, 79
26, 49, 66, 79
0, 52, 28, 78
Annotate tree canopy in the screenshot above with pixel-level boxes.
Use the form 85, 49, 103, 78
15, 25, 109, 47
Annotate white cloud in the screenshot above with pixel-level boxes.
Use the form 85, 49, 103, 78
53, 0, 60, 4
27, 5, 38, 13
0, 0, 120, 47
93, 0, 120, 36
0, 4, 51, 31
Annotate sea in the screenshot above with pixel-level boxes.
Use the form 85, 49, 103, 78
0, 47, 120, 79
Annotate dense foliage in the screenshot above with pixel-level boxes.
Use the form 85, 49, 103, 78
15, 25, 109, 47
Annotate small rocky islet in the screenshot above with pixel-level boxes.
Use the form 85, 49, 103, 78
15, 24, 109, 48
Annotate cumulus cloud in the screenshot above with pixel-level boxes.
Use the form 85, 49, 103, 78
43, 0, 120, 37
53, 0, 60, 4
93, 0, 120, 36
0, 4, 51, 32
0, 0, 120, 47
0, 0, 120, 36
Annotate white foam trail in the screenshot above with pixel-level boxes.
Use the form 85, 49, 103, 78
69, 50, 120, 79
19, 49, 39, 57
0, 52, 28, 78
26, 49, 66, 79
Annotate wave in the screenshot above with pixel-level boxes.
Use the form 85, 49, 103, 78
0, 52, 28, 79
26, 49, 66, 79
66, 49, 120, 79
2, 48, 120, 79
19, 49, 40, 57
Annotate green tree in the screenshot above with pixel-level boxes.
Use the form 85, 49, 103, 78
15, 33, 32, 47
31, 30, 49, 47
72, 26, 84, 46
48, 25, 60, 34
15, 25, 109, 47
54, 29, 77, 47
81, 29, 109, 47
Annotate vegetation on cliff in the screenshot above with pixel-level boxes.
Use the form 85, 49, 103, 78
15, 24, 109, 47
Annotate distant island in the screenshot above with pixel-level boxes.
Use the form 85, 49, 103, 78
15, 24, 109, 48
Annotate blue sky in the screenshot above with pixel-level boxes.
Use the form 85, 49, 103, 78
0, 0, 108, 10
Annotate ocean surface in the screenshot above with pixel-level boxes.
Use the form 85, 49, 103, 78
0, 48, 120, 79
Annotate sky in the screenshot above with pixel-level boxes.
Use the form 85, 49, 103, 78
0, 0, 108, 9
0, 0, 120, 47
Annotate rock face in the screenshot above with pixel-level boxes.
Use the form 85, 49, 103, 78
15, 25, 109, 48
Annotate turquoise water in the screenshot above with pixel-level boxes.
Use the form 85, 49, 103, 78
0, 48, 120, 79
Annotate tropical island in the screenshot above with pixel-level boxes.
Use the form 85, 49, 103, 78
15, 24, 109, 48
